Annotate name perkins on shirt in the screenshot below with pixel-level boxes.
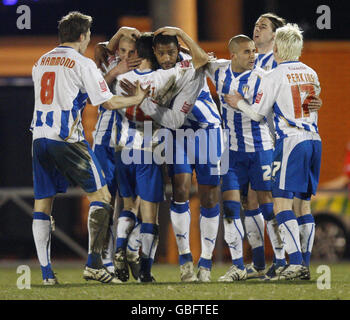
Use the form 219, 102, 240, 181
286, 72, 315, 84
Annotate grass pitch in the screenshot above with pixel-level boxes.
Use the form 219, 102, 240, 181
1, 261, 349, 300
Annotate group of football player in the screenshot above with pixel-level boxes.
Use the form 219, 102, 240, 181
31, 11, 322, 285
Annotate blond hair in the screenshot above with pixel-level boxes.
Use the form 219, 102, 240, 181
274, 23, 303, 61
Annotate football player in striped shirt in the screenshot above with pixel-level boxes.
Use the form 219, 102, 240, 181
204, 35, 276, 281
93, 28, 143, 280
225, 23, 321, 280
249, 13, 321, 279
112, 32, 208, 282
31, 12, 149, 285
112, 28, 223, 282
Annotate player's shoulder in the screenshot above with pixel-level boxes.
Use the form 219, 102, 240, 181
251, 66, 268, 78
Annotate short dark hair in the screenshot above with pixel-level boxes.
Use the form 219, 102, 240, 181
153, 33, 179, 48
259, 13, 286, 32
228, 34, 254, 53
135, 32, 158, 69
58, 11, 92, 43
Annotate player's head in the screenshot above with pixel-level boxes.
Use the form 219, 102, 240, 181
228, 35, 256, 72
58, 11, 92, 54
117, 36, 137, 60
253, 13, 286, 50
135, 32, 158, 69
273, 23, 303, 62
153, 34, 180, 70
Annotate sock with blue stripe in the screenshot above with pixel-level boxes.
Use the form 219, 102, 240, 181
126, 218, 142, 261
198, 204, 220, 269
261, 203, 286, 266
170, 200, 193, 265
297, 214, 315, 267
87, 201, 113, 269
244, 208, 265, 270
116, 210, 136, 252
223, 200, 245, 270
32, 212, 54, 280
140, 223, 159, 275
275, 210, 303, 265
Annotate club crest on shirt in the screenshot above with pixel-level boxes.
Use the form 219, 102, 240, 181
242, 84, 249, 95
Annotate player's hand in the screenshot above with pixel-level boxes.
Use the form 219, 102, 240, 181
207, 52, 217, 60
109, 57, 142, 77
94, 42, 113, 70
308, 95, 322, 112
179, 45, 190, 55
134, 80, 151, 103
120, 78, 137, 97
154, 26, 182, 37
119, 26, 141, 40
224, 90, 243, 109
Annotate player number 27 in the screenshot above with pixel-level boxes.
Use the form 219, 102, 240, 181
291, 84, 316, 119
262, 161, 281, 181
40, 72, 56, 105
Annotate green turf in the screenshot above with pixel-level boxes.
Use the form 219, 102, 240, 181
1, 262, 349, 300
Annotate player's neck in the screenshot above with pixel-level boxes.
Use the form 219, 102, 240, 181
257, 43, 273, 54
138, 59, 152, 71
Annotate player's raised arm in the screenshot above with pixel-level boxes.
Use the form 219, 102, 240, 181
154, 26, 209, 69
107, 26, 141, 53
102, 80, 150, 110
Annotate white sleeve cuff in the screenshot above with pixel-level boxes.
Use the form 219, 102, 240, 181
237, 99, 264, 122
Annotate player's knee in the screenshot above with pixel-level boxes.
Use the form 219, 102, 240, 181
87, 186, 112, 204
173, 184, 190, 202
199, 185, 219, 209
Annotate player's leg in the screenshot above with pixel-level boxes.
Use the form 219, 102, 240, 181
168, 131, 196, 282
195, 126, 222, 282
218, 150, 247, 281
267, 137, 316, 280
196, 183, 220, 282
136, 154, 164, 282
114, 196, 140, 282
92, 143, 118, 273
139, 199, 159, 282
125, 210, 142, 280
32, 138, 69, 285
250, 149, 287, 273
217, 189, 247, 282
294, 195, 314, 280
114, 150, 139, 281
48, 139, 120, 283
242, 186, 266, 278
33, 197, 57, 285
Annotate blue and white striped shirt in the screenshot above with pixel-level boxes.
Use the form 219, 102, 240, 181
206, 59, 273, 152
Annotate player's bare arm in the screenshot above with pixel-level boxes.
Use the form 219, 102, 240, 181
107, 26, 141, 53
103, 81, 150, 110
154, 26, 209, 69
94, 41, 113, 69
